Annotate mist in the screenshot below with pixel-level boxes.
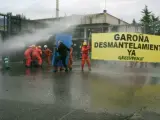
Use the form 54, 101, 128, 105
0, 15, 83, 55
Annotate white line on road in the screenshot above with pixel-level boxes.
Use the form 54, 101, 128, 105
59, 109, 77, 120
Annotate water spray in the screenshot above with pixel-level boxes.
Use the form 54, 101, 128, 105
0, 15, 83, 55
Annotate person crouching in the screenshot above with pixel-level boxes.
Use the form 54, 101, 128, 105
24, 45, 34, 68
31, 46, 42, 67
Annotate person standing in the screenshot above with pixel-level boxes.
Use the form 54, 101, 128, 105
81, 41, 91, 71
54, 40, 70, 72
43, 45, 52, 65
68, 45, 73, 71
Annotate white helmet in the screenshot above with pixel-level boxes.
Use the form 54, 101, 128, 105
58, 40, 62, 45
44, 45, 47, 48
29, 45, 35, 48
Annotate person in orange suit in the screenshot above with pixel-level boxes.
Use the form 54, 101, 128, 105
43, 45, 52, 65
37, 46, 42, 54
81, 41, 91, 71
32, 45, 42, 67
68, 45, 73, 71
24, 45, 34, 68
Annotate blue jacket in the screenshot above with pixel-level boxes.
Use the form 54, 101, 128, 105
52, 50, 69, 67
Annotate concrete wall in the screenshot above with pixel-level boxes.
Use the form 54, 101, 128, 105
90, 14, 105, 24
117, 25, 142, 32
107, 25, 142, 33
21, 20, 47, 33
81, 13, 128, 25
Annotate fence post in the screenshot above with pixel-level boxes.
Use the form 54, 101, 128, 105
7, 12, 12, 36
84, 27, 87, 39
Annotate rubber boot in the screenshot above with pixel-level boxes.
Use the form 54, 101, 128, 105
65, 68, 68, 72
60, 67, 64, 72
25, 65, 30, 68
38, 64, 42, 68
6, 67, 10, 70
53, 67, 58, 72
69, 67, 72, 71
81, 68, 84, 72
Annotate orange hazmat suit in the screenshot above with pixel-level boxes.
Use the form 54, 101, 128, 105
81, 43, 91, 71
24, 47, 32, 67
32, 47, 42, 66
68, 47, 73, 69
43, 48, 52, 65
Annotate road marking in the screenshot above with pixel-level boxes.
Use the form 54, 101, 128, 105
59, 109, 77, 120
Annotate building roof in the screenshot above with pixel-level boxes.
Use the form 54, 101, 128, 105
32, 12, 129, 24
83, 13, 129, 24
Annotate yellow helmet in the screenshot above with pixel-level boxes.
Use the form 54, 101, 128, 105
38, 46, 41, 49
32, 45, 36, 48
83, 42, 87, 46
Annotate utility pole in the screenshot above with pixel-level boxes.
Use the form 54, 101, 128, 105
56, 0, 59, 18
103, 0, 107, 13
105, 0, 106, 10
103, 0, 107, 24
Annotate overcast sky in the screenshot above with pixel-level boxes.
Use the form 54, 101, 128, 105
0, 0, 159, 23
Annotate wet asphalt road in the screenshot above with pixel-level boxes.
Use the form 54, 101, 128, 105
0, 62, 160, 120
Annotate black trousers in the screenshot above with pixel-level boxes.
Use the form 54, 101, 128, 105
54, 55, 67, 69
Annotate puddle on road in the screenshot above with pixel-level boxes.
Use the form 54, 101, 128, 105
1, 65, 160, 114
90, 74, 160, 114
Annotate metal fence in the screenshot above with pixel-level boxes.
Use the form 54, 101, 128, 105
0, 13, 26, 62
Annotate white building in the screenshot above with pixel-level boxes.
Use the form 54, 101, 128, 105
34, 11, 142, 40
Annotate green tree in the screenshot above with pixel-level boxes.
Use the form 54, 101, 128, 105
140, 5, 160, 35
140, 5, 152, 24
150, 14, 160, 35
151, 14, 159, 22
140, 5, 152, 33
132, 19, 136, 25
